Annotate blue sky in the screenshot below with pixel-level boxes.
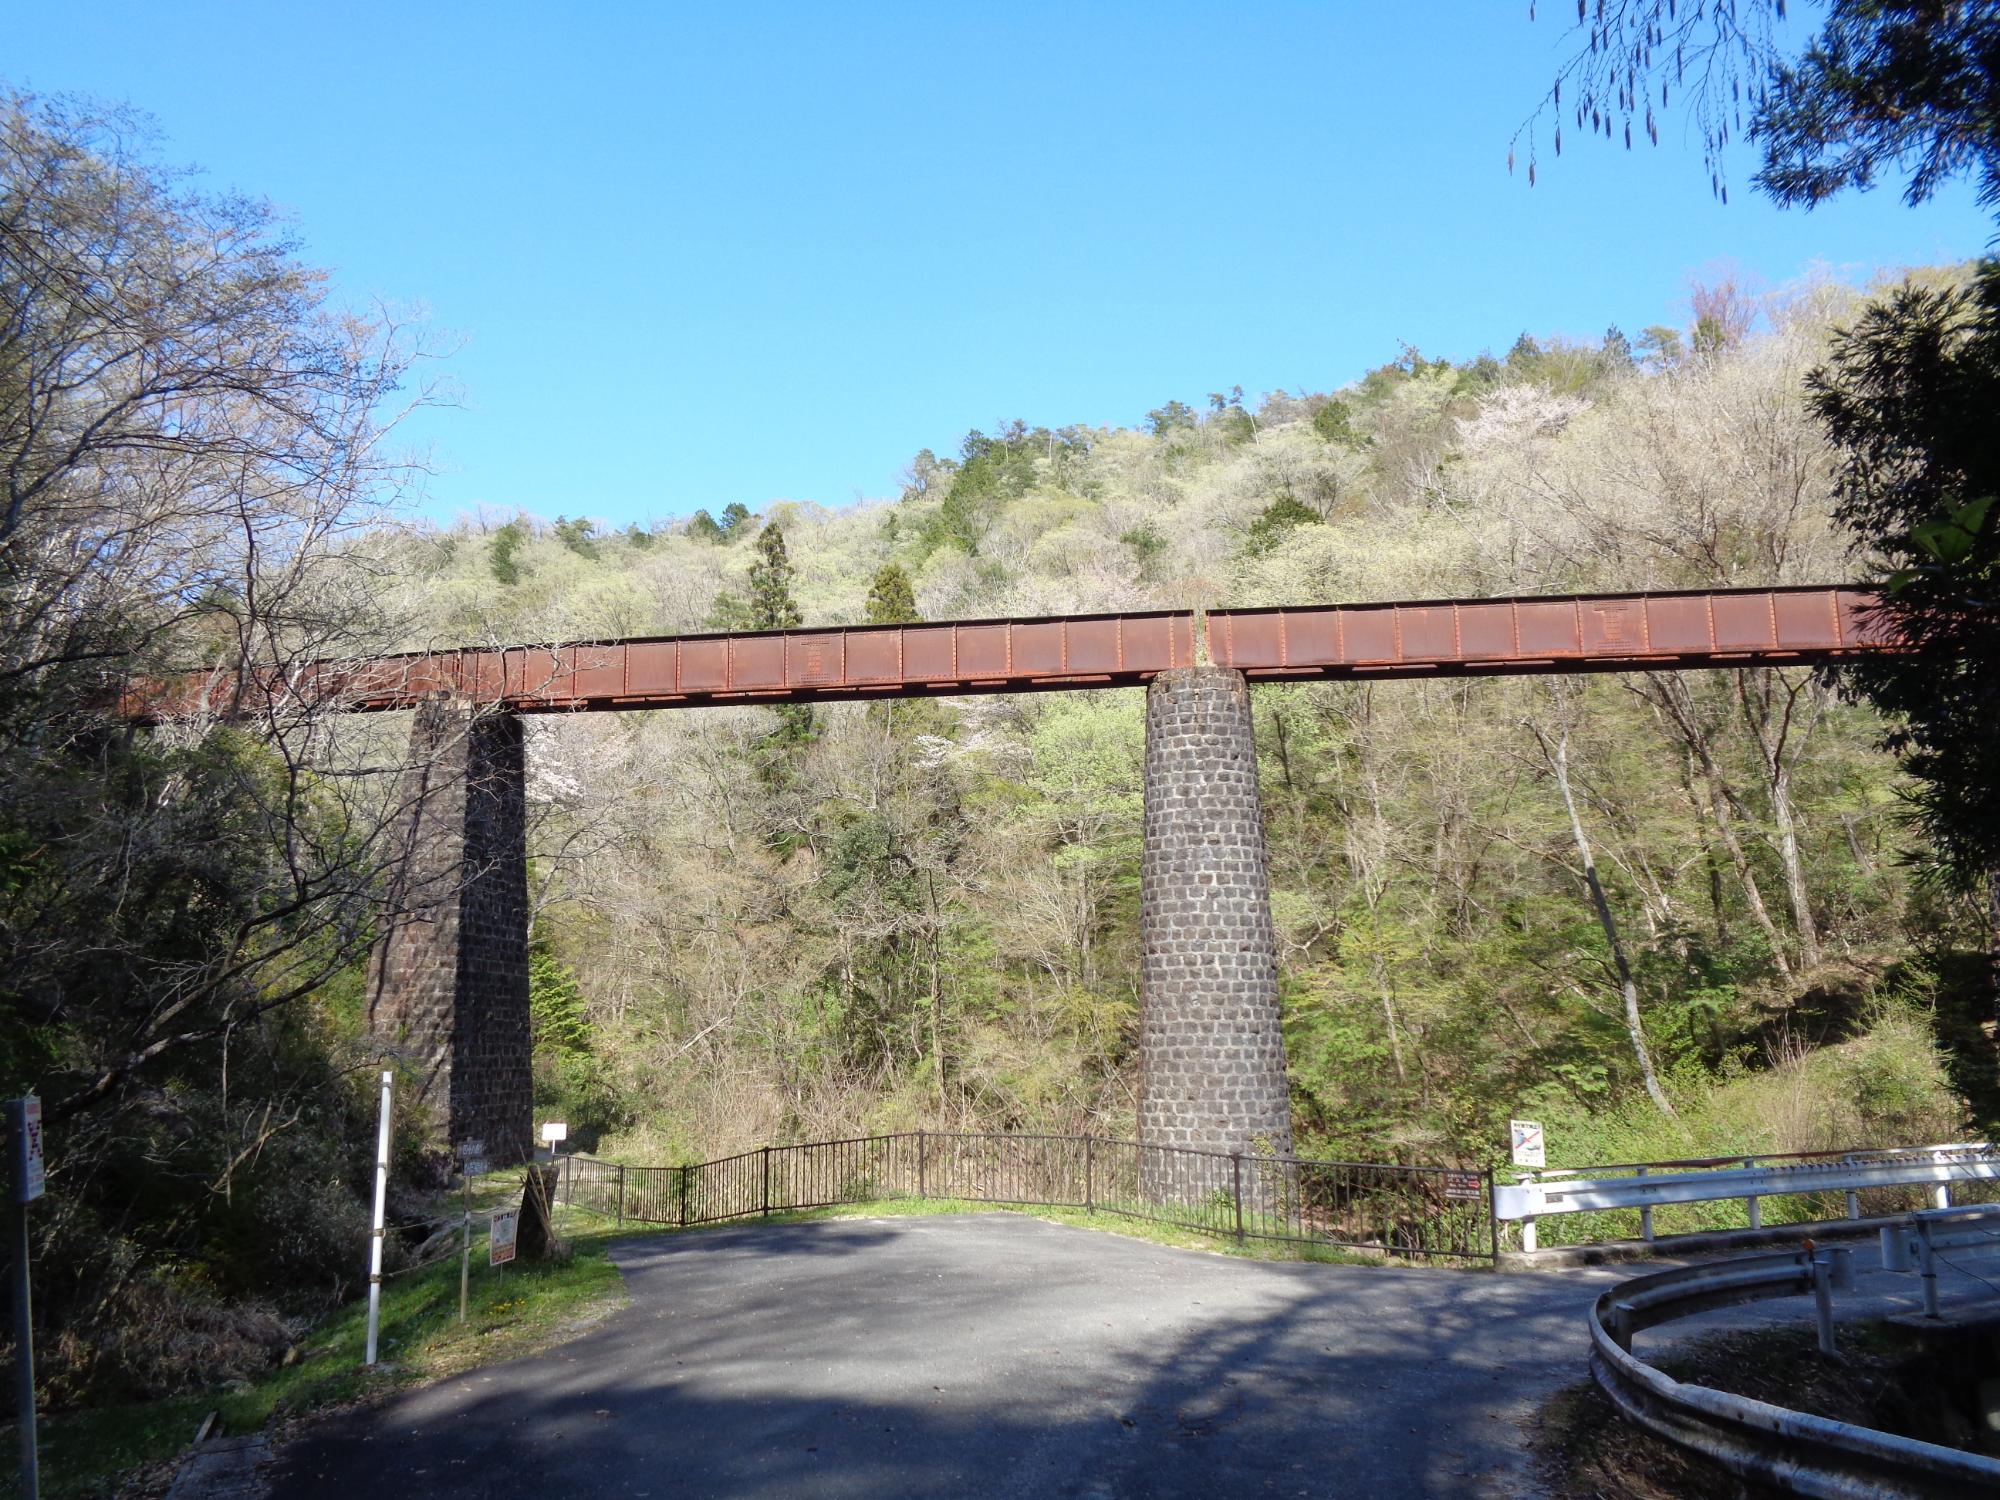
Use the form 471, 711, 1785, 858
11, 3, 1990, 529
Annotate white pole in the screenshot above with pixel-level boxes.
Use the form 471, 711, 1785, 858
364, 1070, 393, 1366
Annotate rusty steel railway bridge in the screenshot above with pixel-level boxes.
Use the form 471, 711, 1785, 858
176, 584, 1890, 1164
188, 584, 1887, 717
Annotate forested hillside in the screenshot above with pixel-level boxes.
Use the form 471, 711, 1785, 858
378, 276, 1992, 1175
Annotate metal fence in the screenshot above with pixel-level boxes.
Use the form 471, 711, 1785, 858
559, 1132, 1497, 1262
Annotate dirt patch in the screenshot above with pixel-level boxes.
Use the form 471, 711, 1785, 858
1535, 1319, 2000, 1499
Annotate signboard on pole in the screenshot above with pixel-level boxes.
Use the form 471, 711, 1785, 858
1509, 1119, 1545, 1169
489, 1209, 519, 1266
1443, 1170, 1484, 1202
540, 1122, 567, 1146
9, 1096, 42, 1203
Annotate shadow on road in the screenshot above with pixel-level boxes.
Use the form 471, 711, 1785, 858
272, 1214, 1600, 1499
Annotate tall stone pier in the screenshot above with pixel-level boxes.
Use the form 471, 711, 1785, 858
368, 702, 534, 1163
1138, 666, 1293, 1188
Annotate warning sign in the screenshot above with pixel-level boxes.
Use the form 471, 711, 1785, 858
490, 1209, 519, 1266
11, 1096, 43, 1203
1509, 1119, 1545, 1169
1443, 1171, 1484, 1202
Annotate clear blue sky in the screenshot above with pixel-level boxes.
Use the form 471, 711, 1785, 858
11, 3, 1990, 529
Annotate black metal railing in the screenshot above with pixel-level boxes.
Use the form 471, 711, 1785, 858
558, 1132, 1497, 1262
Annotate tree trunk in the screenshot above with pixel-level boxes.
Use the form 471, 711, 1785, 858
1533, 719, 1677, 1118
516, 1162, 562, 1262
1645, 676, 1794, 980
1735, 671, 1824, 972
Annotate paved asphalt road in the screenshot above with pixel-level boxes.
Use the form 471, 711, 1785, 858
265, 1212, 1996, 1500
273, 1214, 1630, 1499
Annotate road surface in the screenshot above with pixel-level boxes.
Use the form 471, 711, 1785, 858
265, 1211, 1987, 1499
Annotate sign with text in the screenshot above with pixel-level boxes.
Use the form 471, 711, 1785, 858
1442, 1170, 1484, 1202
1509, 1119, 1545, 1169
489, 1209, 518, 1266
540, 1121, 567, 1145
9, 1096, 44, 1203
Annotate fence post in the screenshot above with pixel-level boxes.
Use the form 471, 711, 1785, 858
678, 1164, 689, 1228
1487, 1170, 1500, 1261
1085, 1137, 1095, 1214
918, 1129, 927, 1200
616, 1164, 626, 1227
1811, 1251, 1838, 1356
1520, 1171, 1538, 1254
762, 1146, 771, 1218
1744, 1159, 1762, 1230
1637, 1165, 1654, 1242
1232, 1155, 1245, 1242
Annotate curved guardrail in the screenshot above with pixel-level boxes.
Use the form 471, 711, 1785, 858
1588, 1252, 2000, 1497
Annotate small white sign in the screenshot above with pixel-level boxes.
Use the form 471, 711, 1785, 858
1510, 1119, 1546, 1169
461, 1157, 490, 1179
540, 1121, 568, 1145
489, 1209, 519, 1266
456, 1138, 486, 1160
12, 1096, 43, 1203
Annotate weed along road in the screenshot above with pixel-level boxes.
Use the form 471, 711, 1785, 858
271, 1214, 1633, 1499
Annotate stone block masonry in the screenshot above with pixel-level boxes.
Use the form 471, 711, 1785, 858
367, 702, 534, 1163
1138, 667, 1294, 1187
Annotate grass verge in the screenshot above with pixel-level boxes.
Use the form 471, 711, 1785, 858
11, 1189, 629, 1499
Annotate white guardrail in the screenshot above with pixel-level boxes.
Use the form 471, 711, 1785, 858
1589, 1247, 2000, 1497
1496, 1143, 2000, 1252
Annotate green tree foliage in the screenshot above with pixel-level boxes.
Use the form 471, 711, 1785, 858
687, 509, 726, 543
1808, 263, 2000, 911
864, 563, 920, 624
1146, 399, 1197, 435
553, 514, 599, 558
1245, 494, 1323, 555
529, 942, 620, 1145
1311, 397, 1360, 446
1756, 2, 2000, 211
744, 521, 813, 758
919, 427, 1043, 558
1522, 0, 2000, 213
747, 521, 804, 629
490, 518, 530, 583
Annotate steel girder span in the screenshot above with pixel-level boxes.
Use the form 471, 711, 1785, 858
142, 585, 1891, 718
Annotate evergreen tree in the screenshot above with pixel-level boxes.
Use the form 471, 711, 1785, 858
1807, 262, 2000, 994
745, 521, 813, 758
864, 563, 920, 625
489, 518, 529, 584
747, 521, 804, 630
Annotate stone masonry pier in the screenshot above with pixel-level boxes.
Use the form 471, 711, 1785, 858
1137, 667, 1294, 1182
368, 702, 534, 1163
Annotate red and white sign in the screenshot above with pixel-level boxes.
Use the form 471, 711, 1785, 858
12, 1096, 44, 1203
489, 1209, 518, 1266
1509, 1119, 1545, 1169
